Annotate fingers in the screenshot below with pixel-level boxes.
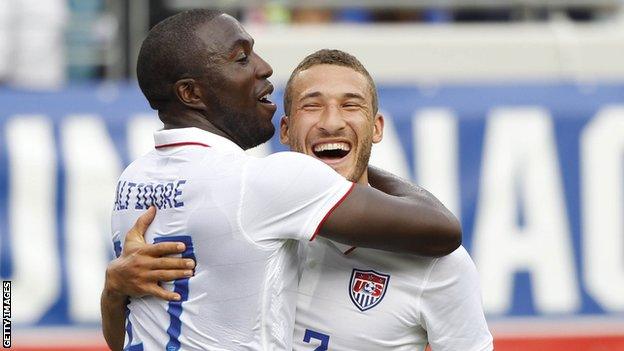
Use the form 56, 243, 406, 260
146, 285, 182, 302
136, 206, 157, 232
142, 241, 186, 257
148, 257, 195, 270
145, 269, 194, 283
125, 207, 156, 244
107, 261, 192, 300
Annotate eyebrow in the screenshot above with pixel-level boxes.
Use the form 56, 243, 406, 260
228, 37, 254, 54
299, 91, 366, 101
299, 91, 323, 101
343, 92, 366, 100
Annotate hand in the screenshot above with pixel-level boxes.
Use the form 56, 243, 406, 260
104, 207, 195, 301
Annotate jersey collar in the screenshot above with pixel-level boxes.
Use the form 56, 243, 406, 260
153, 127, 245, 154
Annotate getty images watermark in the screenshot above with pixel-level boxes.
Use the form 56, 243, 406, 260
2, 281, 9, 348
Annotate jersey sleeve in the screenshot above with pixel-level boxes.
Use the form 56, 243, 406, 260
419, 246, 493, 351
239, 152, 354, 246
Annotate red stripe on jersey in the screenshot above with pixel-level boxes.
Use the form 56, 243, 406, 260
310, 182, 356, 241
155, 142, 210, 149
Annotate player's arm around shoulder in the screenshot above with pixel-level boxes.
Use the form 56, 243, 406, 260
320, 166, 461, 256
420, 247, 493, 351
240, 153, 460, 256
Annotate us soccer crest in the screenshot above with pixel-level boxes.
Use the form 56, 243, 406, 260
349, 269, 390, 311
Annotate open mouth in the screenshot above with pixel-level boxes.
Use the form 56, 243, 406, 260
257, 83, 275, 106
312, 142, 351, 161
257, 93, 272, 104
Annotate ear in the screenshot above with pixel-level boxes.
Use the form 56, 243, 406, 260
372, 113, 384, 144
173, 79, 205, 109
279, 116, 290, 145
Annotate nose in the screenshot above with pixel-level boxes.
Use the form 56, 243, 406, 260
317, 105, 346, 134
254, 52, 273, 79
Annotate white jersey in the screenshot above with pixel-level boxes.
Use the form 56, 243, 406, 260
294, 239, 493, 351
111, 127, 353, 351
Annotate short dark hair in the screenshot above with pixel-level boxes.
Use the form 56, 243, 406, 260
283, 49, 378, 116
137, 9, 222, 110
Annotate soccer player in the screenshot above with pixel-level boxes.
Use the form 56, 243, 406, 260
109, 49, 493, 350
282, 49, 493, 351
102, 10, 461, 351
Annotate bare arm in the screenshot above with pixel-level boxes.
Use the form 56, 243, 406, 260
100, 285, 128, 351
319, 167, 461, 256
367, 165, 441, 201
100, 207, 194, 350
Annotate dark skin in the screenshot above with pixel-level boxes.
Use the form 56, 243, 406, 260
102, 14, 461, 351
161, 18, 276, 149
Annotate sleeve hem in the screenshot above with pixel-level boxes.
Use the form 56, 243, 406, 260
309, 182, 356, 241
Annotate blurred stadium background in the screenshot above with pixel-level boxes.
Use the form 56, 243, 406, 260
1, 0, 624, 350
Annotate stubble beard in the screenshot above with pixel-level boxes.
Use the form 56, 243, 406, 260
347, 136, 372, 183
219, 102, 275, 150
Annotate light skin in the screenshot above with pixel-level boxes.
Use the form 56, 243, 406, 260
281, 64, 450, 249
280, 64, 383, 184
102, 13, 460, 350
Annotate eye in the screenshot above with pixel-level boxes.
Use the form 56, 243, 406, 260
343, 102, 361, 110
236, 52, 249, 64
302, 104, 322, 111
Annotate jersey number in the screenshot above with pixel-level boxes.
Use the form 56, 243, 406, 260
115, 236, 195, 351
303, 329, 330, 351
154, 236, 195, 351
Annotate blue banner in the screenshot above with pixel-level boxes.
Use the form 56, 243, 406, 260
1, 82, 623, 329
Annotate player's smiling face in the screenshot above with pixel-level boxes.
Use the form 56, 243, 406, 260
193, 15, 277, 149
280, 64, 384, 183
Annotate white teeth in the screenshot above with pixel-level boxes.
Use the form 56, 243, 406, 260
313, 142, 351, 152
258, 93, 271, 101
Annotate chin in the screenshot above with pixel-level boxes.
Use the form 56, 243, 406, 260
249, 133, 274, 149
261, 125, 276, 142
314, 159, 353, 180
240, 125, 275, 150
334, 166, 357, 182
346, 165, 367, 183
346, 174, 360, 183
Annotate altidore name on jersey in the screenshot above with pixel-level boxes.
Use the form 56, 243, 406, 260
113, 179, 186, 211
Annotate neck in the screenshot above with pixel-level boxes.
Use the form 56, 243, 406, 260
356, 171, 369, 185
160, 109, 233, 142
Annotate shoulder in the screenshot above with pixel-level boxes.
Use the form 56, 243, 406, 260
244, 151, 344, 186
247, 151, 333, 172
118, 151, 157, 179
238, 153, 353, 244
426, 246, 480, 287
437, 245, 474, 266
419, 246, 492, 350
434, 246, 477, 271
